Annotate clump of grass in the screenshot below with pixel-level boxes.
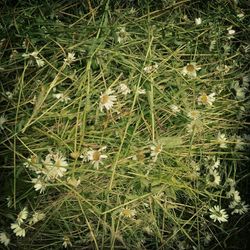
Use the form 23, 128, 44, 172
0, 0, 249, 249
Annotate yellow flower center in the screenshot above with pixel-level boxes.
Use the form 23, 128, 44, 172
92, 151, 101, 161
122, 209, 133, 217
200, 94, 208, 104
100, 95, 109, 104
186, 64, 195, 72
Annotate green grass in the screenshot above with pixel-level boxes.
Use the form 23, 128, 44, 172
0, 0, 250, 249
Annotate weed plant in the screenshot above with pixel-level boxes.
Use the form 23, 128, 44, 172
0, 0, 249, 249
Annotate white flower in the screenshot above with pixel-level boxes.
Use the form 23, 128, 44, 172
43, 152, 68, 179
137, 87, 146, 95
36, 58, 45, 67
216, 64, 231, 73
17, 207, 28, 225
197, 93, 215, 106
209, 40, 216, 52
118, 83, 131, 96
209, 205, 228, 223
99, 89, 117, 112
120, 208, 136, 218
53, 93, 71, 103
31, 176, 47, 193
186, 120, 203, 134
62, 235, 72, 248
169, 104, 180, 115
206, 169, 221, 187
0, 232, 10, 246
232, 190, 241, 203
5, 91, 13, 99
229, 201, 249, 215
64, 52, 76, 65
87, 147, 107, 169
216, 132, 228, 148
150, 144, 163, 162
210, 159, 220, 170
29, 211, 45, 225
187, 110, 200, 120
204, 232, 212, 245
11, 223, 26, 237
116, 27, 128, 43
195, 17, 202, 25
227, 26, 235, 38
67, 177, 81, 188
0, 115, 7, 130
143, 64, 159, 74
181, 63, 201, 78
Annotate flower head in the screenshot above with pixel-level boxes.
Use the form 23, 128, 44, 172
43, 152, 68, 179
206, 169, 221, 187
64, 52, 76, 65
195, 17, 202, 25
197, 93, 215, 106
187, 110, 200, 120
87, 147, 107, 169
62, 235, 72, 248
53, 93, 71, 104
29, 211, 45, 225
67, 177, 81, 188
31, 176, 47, 193
0, 232, 10, 246
229, 201, 249, 215
169, 104, 180, 115
17, 207, 28, 225
181, 63, 201, 78
120, 208, 136, 218
99, 89, 117, 112
143, 64, 159, 74
11, 223, 26, 237
0, 115, 7, 130
216, 132, 228, 148
209, 205, 228, 223
118, 83, 131, 96
116, 27, 128, 43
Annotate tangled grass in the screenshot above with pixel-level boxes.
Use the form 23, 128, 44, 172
0, 0, 249, 249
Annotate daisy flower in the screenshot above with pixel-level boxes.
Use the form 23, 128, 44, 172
5, 91, 13, 99
64, 52, 76, 65
116, 27, 128, 43
11, 223, 26, 237
197, 93, 215, 106
169, 104, 181, 115
150, 143, 163, 162
143, 64, 159, 74
206, 169, 221, 187
210, 159, 220, 170
62, 235, 72, 248
53, 93, 71, 104
216, 64, 230, 73
232, 190, 241, 203
0, 115, 7, 130
137, 87, 146, 95
216, 132, 228, 148
181, 63, 201, 78
234, 135, 245, 150
43, 152, 68, 179
120, 208, 136, 218
99, 89, 117, 112
229, 201, 249, 215
209, 205, 228, 223
0, 232, 10, 246
29, 211, 45, 225
118, 83, 131, 96
17, 207, 28, 225
31, 176, 47, 193
87, 147, 107, 169
195, 17, 202, 25
67, 177, 81, 187
186, 120, 203, 134
187, 109, 200, 120
227, 26, 235, 39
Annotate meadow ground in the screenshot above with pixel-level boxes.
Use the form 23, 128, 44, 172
0, 0, 250, 249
